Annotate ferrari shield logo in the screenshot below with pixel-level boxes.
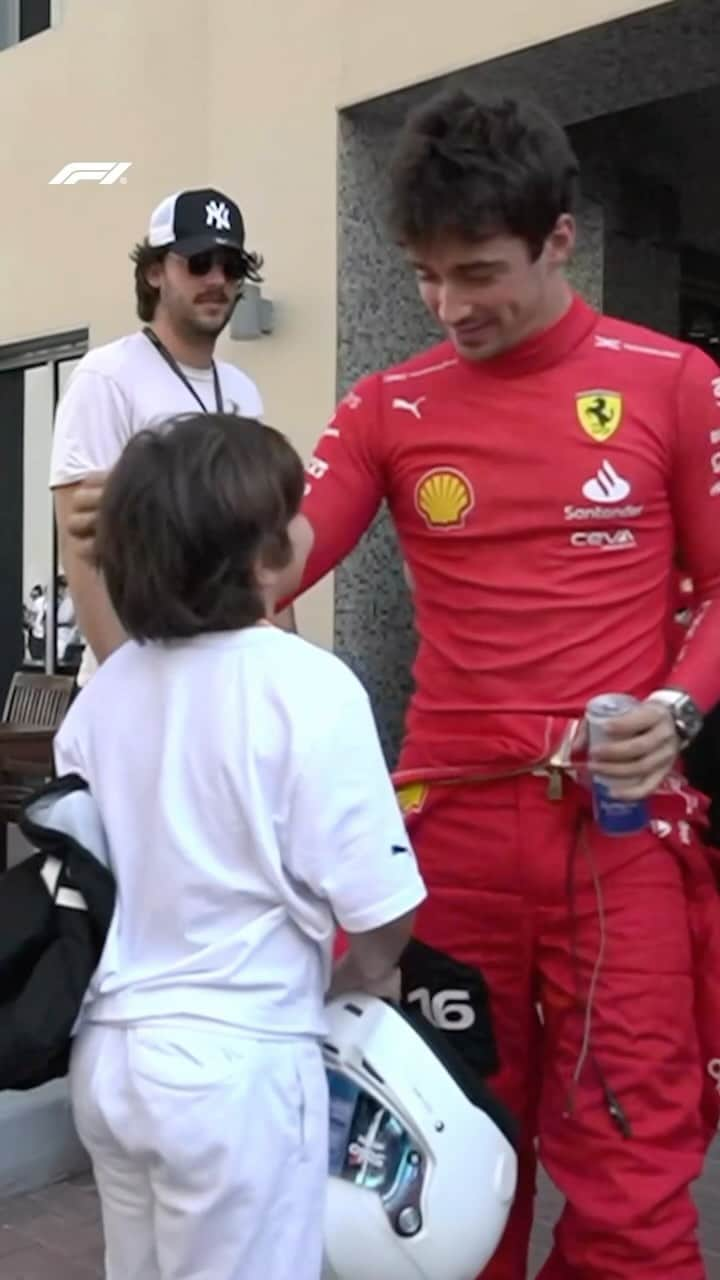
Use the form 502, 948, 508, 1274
576, 391, 623, 442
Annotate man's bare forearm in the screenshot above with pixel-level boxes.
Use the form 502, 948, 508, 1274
54, 487, 127, 666
67, 557, 127, 664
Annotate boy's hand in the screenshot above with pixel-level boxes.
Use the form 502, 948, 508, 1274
365, 967, 402, 1002
327, 954, 401, 1004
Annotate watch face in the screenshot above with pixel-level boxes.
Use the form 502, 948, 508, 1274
676, 698, 703, 742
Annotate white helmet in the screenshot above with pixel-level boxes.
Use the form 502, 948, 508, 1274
322, 994, 518, 1280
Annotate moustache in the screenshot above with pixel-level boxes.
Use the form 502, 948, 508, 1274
195, 292, 230, 305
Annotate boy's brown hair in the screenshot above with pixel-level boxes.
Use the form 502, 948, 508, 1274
97, 413, 304, 641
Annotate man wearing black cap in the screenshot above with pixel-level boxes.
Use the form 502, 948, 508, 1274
51, 186, 293, 690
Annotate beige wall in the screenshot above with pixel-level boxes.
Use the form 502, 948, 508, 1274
336, 0, 672, 106
0, 0, 210, 343
0, 0, 670, 645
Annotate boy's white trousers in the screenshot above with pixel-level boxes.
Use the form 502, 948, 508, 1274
70, 1022, 329, 1280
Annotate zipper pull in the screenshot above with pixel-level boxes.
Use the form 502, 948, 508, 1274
547, 769, 564, 801
604, 1084, 632, 1139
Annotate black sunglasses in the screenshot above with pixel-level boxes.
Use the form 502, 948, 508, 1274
185, 249, 245, 281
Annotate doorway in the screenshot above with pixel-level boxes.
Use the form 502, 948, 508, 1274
0, 330, 88, 711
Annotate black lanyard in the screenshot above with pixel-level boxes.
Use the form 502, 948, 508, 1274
143, 326, 223, 414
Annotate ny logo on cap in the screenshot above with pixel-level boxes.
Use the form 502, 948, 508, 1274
205, 200, 231, 232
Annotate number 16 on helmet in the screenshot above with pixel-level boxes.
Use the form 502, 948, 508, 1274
321, 994, 518, 1280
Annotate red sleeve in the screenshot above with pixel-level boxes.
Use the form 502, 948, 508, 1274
296, 374, 386, 593
666, 348, 720, 710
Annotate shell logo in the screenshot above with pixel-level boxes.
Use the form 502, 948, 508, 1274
395, 782, 429, 816
415, 468, 474, 529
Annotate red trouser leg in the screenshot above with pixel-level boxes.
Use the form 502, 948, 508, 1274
403, 776, 709, 1280
536, 801, 706, 1280
405, 780, 544, 1280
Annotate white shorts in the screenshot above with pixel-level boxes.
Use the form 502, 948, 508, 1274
70, 1021, 328, 1280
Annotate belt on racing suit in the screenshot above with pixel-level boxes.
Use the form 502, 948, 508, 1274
393, 717, 584, 798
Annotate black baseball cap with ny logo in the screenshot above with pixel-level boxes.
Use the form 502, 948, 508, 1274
147, 188, 246, 256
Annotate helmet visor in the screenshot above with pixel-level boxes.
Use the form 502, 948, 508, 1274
327, 1068, 425, 1226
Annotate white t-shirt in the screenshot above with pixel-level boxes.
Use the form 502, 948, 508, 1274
49, 331, 264, 687
54, 627, 426, 1039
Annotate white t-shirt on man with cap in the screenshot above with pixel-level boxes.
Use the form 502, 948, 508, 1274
51, 188, 268, 687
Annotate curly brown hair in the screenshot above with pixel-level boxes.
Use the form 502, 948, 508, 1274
388, 90, 579, 261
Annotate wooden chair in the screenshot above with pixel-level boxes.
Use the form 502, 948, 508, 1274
2, 672, 75, 729
0, 672, 76, 872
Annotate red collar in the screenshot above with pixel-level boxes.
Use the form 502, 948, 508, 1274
457, 294, 598, 378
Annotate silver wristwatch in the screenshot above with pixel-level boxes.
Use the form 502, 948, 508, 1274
648, 689, 704, 749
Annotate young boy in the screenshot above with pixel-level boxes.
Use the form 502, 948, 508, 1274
54, 412, 426, 1280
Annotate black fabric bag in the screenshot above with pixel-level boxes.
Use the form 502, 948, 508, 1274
0, 774, 115, 1091
399, 937, 500, 1080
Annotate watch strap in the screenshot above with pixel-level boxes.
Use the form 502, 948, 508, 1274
647, 689, 685, 710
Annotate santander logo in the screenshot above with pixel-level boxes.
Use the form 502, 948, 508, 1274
582, 460, 630, 503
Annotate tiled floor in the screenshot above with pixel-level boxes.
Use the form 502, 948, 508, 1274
0, 1173, 104, 1279
1, 1147, 719, 1278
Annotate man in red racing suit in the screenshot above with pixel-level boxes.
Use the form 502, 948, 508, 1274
289, 94, 720, 1279
65, 92, 720, 1278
